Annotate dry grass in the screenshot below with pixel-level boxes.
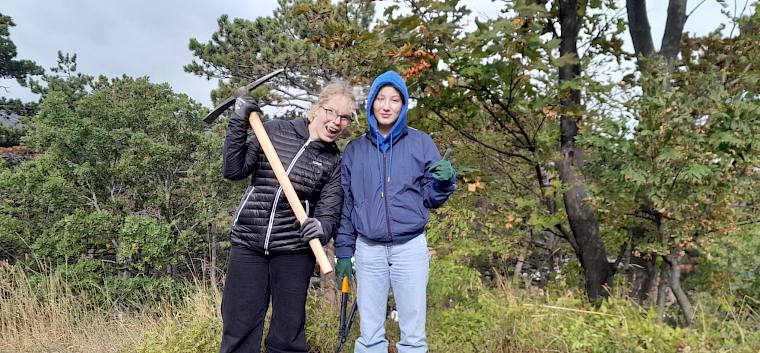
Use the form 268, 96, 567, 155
0, 262, 219, 353
2, 259, 758, 353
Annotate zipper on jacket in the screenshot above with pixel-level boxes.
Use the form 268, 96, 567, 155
263, 139, 312, 254
232, 185, 256, 227
382, 153, 392, 241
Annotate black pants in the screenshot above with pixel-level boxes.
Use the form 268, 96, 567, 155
220, 246, 315, 353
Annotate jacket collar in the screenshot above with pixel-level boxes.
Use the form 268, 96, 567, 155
363, 126, 409, 148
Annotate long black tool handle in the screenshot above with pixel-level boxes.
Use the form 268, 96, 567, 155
344, 301, 358, 338
335, 276, 350, 353
335, 300, 358, 353
338, 294, 348, 336
335, 301, 358, 353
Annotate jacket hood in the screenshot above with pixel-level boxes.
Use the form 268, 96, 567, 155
366, 70, 409, 152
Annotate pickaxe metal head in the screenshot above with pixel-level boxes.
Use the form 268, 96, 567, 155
202, 68, 284, 123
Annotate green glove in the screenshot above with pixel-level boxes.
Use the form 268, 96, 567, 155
336, 258, 353, 287
427, 148, 456, 181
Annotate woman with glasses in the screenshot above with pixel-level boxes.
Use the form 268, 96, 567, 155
220, 82, 356, 353
335, 71, 456, 353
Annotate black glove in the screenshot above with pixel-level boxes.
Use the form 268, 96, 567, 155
298, 217, 323, 243
233, 96, 262, 120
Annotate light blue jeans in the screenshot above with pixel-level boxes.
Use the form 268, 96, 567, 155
354, 234, 430, 353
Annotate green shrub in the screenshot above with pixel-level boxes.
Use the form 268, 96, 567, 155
0, 124, 24, 147
428, 294, 505, 352
135, 317, 220, 353
118, 215, 181, 274
306, 294, 356, 353
30, 261, 191, 310
30, 211, 119, 264
428, 256, 483, 308
685, 225, 760, 311
0, 212, 26, 260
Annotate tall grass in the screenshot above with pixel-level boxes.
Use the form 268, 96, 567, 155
0, 262, 209, 353
2, 259, 758, 353
475, 271, 760, 353
134, 281, 222, 353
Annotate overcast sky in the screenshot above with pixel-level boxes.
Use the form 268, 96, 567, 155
0, 1, 750, 108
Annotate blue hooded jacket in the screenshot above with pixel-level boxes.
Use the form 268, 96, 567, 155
335, 71, 456, 258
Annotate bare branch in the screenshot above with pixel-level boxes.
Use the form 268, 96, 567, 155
686, 0, 708, 19
728, 0, 751, 43
459, 84, 510, 131
555, 223, 578, 251
578, 6, 627, 55
429, 108, 534, 163
701, 219, 760, 236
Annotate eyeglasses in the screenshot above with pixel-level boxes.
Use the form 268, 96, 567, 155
321, 106, 354, 125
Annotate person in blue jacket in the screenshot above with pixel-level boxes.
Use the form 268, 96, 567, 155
335, 71, 456, 353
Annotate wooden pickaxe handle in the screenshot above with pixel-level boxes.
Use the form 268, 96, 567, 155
248, 111, 333, 274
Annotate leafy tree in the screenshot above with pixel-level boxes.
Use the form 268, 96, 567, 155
0, 13, 42, 146
179, 124, 240, 286
578, 1, 760, 325
0, 97, 37, 116
361, 0, 628, 301
0, 153, 77, 261
1, 55, 238, 280
0, 13, 42, 85
620, 2, 688, 311
26, 51, 93, 105
185, 0, 377, 110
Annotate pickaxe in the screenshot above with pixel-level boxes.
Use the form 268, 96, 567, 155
203, 69, 285, 123
204, 69, 333, 275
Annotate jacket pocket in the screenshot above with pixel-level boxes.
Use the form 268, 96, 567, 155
351, 198, 367, 234
390, 183, 427, 231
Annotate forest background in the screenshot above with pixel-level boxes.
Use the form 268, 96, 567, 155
1, 1, 759, 352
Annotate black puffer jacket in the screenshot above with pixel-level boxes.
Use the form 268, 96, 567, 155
222, 114, 342, 254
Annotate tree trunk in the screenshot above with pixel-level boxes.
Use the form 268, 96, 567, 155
209, 221, 218, 289
514, 246, 528, 284
558, 0, 613, 302
626, 0, 656, 57
666, 245, 695, 326
655, 262, 668, 319
627, 0, 687, 61
626, 227, 658, 304
638, 254, 658, 304
660, 0, 688, 60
